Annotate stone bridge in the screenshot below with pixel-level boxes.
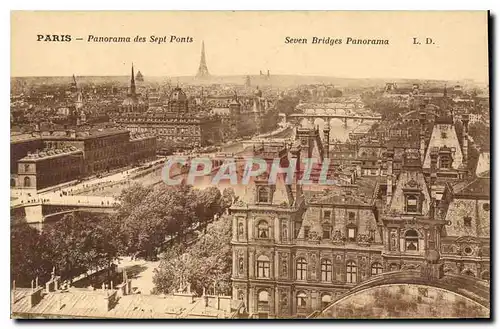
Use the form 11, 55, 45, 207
287, 113, 382, 129
11, 201, 118, 228
309, 270, 490, 319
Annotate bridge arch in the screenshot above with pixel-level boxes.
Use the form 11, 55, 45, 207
312, 271, 490, 319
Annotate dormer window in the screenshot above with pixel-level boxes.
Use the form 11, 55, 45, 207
257, 186, 271, 203
464, 217, 472, 227
405, 195, 419, 213
323, 210, 331, 220
441, 132, 447, 139
439, 155, 452, 169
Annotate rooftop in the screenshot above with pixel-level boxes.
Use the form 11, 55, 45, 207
305, 177, 379, 207
451, 177, 490, 197
18, 146, 82, 162
12, 288, 242, 319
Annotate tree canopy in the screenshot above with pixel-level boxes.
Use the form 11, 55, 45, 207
117, 184, 234, 259
152, 214, 232, 296
11, 212, 121, 286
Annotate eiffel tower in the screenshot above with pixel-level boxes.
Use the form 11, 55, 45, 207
196, 41, 210, 78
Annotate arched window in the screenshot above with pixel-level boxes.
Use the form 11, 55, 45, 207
23, 176, 31, 187
405, 230, 419, 251
371, 262, 383, 275
296, 258, 307, 280
321, 259, 332, 282
258, 289, 269, 305
321, 293, 332, 308
257, 220, 269, 239
346, 261, 357, 283
296, 291, 307, 308
405, 195, 418, 213
257, 255, 270, 278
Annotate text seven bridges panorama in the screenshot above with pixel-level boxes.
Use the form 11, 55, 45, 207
85, 35, 390, 46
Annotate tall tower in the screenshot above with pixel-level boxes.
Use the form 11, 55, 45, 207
70, 74, 78, 92
129, 63, 137, 97
196, 41, 210, 78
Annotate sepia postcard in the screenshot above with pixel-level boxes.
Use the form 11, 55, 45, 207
10, 11, 490, 319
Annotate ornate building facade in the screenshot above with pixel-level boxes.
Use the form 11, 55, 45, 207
230, 119, 490, 318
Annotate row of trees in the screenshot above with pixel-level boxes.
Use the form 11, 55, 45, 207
11, 212, 122, 286
11, 184, 237, 288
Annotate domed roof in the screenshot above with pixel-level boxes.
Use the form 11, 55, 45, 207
170, 87, 187, 102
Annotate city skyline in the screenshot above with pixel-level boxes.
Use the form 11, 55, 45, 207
11, 11, 489, 82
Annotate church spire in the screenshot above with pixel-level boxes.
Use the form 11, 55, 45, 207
129, 63, 136, 97
71, 74, 78, 92
196, 41, 210, 78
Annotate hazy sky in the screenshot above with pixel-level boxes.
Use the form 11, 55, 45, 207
11, 11, 489, 81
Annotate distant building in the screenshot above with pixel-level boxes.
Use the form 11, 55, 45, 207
135, 70, 144, 82
11, 127, 156, 190
16, 146, 83, 191
196, 41, 210, 79
115, 86, 221, 148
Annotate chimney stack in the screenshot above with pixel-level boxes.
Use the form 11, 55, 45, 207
29, 278, 44, 308
103, 290, 117, 312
